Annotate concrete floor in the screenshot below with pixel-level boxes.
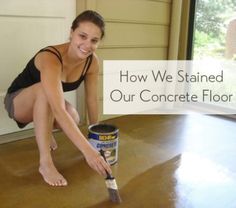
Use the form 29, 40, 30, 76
0, 115, 236, 208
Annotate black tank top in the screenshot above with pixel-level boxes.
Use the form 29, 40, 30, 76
7, 46, 93, 93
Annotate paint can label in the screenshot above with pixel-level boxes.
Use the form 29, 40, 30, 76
88, 124, 119, 165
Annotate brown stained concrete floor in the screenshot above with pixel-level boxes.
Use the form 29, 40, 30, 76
0, 115, 236, 208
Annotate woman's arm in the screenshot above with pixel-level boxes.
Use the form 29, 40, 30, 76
35, 52, 111, 176
84, 54, 100, 125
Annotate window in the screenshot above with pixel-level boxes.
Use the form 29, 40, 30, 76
188, 0, 236, 112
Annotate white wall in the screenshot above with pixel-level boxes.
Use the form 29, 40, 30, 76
0, 0, 76, 135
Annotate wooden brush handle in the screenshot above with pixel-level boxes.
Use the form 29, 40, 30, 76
99, 149, 114, 179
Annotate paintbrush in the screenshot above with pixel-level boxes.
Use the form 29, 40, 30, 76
100, 149, 122, 204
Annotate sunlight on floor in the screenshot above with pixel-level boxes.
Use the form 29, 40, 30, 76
175, 152, 236, 208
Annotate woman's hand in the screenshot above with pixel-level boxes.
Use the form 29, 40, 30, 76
84, 146, 112, 177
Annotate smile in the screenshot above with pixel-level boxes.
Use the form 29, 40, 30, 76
79, 47, 90, 54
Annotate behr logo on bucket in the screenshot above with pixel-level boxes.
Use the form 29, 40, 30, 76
99, 135, 116, 141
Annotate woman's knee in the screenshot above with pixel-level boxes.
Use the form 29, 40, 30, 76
53, 101, 80, 129
65, 101, 80, 125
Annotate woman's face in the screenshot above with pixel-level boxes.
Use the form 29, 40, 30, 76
70, 21, 102, 59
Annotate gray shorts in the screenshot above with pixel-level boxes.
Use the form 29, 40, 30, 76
4, 89, 28, 128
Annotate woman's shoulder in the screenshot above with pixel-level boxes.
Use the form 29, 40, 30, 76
34, 48, 62, 72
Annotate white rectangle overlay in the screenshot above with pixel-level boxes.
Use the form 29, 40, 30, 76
103, 60, 236, 114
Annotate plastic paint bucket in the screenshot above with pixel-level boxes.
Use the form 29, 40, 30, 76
88, 124, 119, 165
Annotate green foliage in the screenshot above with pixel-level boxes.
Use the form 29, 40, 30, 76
194, 0, 236, 59
196, 0, 236, 38
196, 0, 223, 38
194, 30, 212, 48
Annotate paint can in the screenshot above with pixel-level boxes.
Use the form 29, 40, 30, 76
88, 123, 119, 165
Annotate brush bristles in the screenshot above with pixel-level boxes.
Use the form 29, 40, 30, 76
107, 188, 122, 203
105, 178, 122, 203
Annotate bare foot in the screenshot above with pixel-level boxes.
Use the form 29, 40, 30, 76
39, 163, 68, 186
50, 135, 58, 151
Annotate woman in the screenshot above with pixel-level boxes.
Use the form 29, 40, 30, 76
4, 10, 112, 186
